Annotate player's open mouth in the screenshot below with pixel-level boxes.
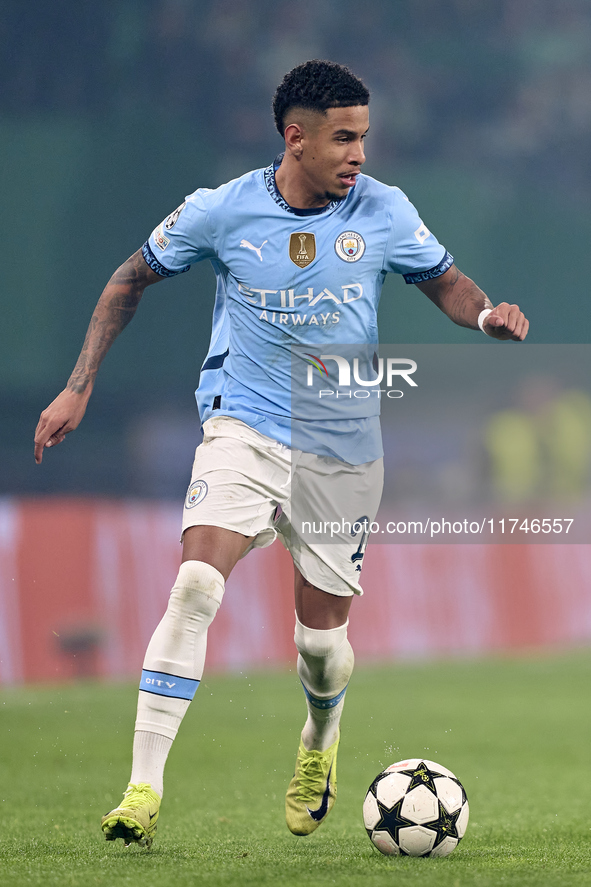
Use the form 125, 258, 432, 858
338, 173, 358, 187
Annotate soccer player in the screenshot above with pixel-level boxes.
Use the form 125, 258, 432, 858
34, 60, 529, 848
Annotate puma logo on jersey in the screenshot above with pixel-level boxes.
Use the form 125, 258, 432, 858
240, 239, 268, 261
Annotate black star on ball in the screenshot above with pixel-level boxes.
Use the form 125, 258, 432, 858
398, 761, 439, 794
372, 796, 416, 845
431, 799, 462, 849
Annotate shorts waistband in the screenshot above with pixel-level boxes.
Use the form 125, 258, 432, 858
202, 415, 290, 453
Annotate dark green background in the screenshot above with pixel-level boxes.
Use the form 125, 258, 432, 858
3, 1, 590, 495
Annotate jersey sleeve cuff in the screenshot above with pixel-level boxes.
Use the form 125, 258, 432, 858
403, 250, 454, 285
142, 241, 190, 278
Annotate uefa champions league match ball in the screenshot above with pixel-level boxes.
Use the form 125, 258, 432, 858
363, 758, 469, 858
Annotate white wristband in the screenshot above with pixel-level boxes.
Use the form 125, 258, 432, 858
478, 308, 493, 334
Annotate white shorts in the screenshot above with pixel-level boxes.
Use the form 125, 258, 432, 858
181, 416, 383, 596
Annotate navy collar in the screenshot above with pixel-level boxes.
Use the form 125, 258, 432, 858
264, 153, 344, 216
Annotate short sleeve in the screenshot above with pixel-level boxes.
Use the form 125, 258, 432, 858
143, 189, 218, 278
383, 188, 453, 284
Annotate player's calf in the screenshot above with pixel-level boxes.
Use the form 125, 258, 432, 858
286, 617, 353, 834
103, 560, 225, 848
295, 616, 354, 752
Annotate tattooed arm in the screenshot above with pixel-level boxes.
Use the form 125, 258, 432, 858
415, 264, 529, 341
34, 249, 163, 463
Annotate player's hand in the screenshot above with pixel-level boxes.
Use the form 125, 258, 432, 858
34, 388, 91, 464
483, 302, 529, 341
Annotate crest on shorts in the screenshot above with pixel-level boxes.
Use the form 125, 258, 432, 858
335, 231, 365, 262
289, 232, 316, 268
186, 480, 208, 508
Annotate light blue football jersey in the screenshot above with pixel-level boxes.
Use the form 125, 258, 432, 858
144, 156, 452, 464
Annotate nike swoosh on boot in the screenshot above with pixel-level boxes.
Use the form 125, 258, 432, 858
306, 765, 333, 822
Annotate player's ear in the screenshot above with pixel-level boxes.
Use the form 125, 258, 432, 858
284, 122, 304, 158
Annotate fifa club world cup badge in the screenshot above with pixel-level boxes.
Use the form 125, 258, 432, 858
289, 232, 316, 267
335, 231, 366, 262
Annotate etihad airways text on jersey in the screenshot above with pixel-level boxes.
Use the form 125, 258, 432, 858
238, 282, 364, 326
238, 282, 364, 308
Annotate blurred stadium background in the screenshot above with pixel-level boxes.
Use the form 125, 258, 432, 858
1, 0, 591, 685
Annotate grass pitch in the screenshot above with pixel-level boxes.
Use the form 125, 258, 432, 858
1, 652, 591, 887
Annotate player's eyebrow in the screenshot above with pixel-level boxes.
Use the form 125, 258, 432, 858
332, 126, 370, 138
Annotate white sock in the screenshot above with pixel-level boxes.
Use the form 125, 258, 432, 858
129, 731, 172, 798
129, 560, 225, 792
295, 615, 354, 752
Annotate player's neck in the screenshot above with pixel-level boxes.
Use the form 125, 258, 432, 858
274, 155, 330, 210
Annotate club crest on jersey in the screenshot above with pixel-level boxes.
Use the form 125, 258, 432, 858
186, 480, 208, 508
289, 232, 316, 268
335, 231, 365, 262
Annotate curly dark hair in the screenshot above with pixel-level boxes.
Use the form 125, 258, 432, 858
273, 60, 370, 136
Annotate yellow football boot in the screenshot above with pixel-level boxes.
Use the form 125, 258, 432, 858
101, 783, 161, 849
285, 733, 339, 835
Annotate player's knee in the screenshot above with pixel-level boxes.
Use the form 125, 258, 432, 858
294, 615, 349, 658
295, 617, 354, 695
295, 616, 354, 681
168, 560, 225, 623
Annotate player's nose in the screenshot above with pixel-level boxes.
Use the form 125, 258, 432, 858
349, 140, 365, 165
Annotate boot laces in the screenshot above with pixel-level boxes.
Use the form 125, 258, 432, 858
297, 754, 330, 804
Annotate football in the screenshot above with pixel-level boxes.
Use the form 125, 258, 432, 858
363, 758, 469, 858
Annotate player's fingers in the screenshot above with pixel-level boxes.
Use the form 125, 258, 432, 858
34, 416, 50, 464
485, 303, 511, 331
504, 305, 528, 340
486, 304, 526, 340
491, 301, 511, 318
510, 313, 528, 341
34, 418, 67, 464
34, 440, 45, 464
496, 303, 519, 333
484, 312, 510, 338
